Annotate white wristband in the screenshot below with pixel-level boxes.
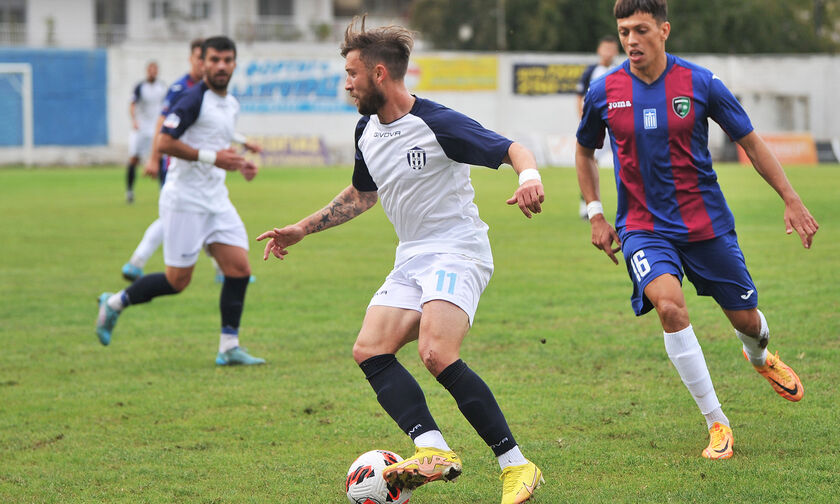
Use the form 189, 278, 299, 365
586, 200, 604, 220
197, 149, 217, 166
518, 168, 541, 186
232, 132, 247, 144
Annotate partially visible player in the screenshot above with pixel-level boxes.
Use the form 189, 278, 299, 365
576, 0, 819, 459
258, 18, 544, 504
121, 39, 205, 281
97, 36, 266, 366
575, 35, 620, 219
126, 61, 166, 203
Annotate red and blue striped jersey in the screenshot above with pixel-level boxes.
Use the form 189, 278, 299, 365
577, 54, 753, 242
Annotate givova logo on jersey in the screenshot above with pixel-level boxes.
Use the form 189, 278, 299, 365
407, 146, 426, 170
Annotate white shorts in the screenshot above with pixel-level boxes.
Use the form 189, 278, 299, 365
160, 206, 249, 268
368, 253, 494, 325
129, 130, 153, 158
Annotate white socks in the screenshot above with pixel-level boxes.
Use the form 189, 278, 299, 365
736, 309, 769, 366
219, 331, 240, 353
413, 430, 451, 452
107, 291, 127, 311
497, 445, 527, 470
664, 325, 725, 428
414, 430, 526, 470
130, 218, 164, 268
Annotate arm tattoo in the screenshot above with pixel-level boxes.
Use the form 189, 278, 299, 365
303, 186, 377, 234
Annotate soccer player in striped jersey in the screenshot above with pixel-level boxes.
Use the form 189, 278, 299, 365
97, 36, 265, 366
576, 0, 819, 460
258, 18, 544, 504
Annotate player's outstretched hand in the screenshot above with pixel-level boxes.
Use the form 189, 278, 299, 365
506, 180, 545, 218
240, 161, 258, 181
784, 198, 819, 249
257, 225, 305, 261
590, 215, 622, 265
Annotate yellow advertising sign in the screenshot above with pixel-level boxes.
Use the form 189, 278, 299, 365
411, 56, 498, 91
513, 63, 588, 95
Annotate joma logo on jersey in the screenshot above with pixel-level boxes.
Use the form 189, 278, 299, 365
407, 146, 426, 170
373, 131, 401, 138
608, 100, 632, 110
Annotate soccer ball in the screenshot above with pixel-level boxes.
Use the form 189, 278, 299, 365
345, 450, 412, 504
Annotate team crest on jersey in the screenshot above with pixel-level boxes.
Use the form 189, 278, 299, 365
407, 146, 426, 170
672, 96, 691, 118
162, 113, 181, 129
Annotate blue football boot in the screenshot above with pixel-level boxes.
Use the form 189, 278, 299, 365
95, 292, 120, 346
215, 347, 266, 366
121, 263, 143, 282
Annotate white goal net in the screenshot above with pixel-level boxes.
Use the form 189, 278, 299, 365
0, 63, 33, 166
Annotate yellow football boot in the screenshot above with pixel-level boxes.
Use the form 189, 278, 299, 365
746, 349, 804, 402
500, 460, 543, 504
382, 446, 462, 490
702, 422, 734, 460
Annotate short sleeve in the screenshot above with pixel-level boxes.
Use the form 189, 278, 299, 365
131, 83, 141, 103
576, 86, 606, 149
419, 104, 512, 169
351, 116, 377, 192
160, 87, 204, 140
576, 64, 595, 96
708, 76, 753, 142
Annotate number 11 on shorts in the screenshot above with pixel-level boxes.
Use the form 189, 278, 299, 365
435, 269, 457, 294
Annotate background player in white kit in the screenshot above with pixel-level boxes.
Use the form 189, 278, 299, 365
258, 18, 544, 504
119, 39, 257, 285
126, 61, 166, 203
97, 36, 265, 366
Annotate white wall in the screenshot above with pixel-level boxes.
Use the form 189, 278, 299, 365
26, 0, 95, 48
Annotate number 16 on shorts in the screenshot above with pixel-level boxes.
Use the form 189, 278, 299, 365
631, 250, 651, 282
435, 269, 458, 294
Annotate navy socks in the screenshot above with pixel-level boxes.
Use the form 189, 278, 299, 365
124, 272, 177, 305
220, 275, 249, 331
436, 359, 517, 456
360, 354, 439, 440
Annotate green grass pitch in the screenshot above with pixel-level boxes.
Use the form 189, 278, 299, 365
0, 163, 838, 502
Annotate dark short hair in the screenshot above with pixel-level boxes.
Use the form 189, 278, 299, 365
201, 36, 236, 59
614, 0, 668, 22
190, 38, 204, 52
340, 15, 414, 80
599, 35, 619, 46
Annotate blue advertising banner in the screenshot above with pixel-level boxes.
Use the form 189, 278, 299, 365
231, 59, 355, 114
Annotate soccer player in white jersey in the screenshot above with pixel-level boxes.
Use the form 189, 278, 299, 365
121, 39, 205, 282
97, 36, 265, 366
126, 61, 167, 203
258, 18, 544, 504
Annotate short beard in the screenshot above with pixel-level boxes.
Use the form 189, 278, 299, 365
206, 73, 230, 92
356, 78, 386, 115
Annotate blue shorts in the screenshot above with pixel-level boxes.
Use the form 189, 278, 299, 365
621, 230, 758, 316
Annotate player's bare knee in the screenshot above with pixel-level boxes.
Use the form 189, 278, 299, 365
655, 299, 689, 331
352, 338, 383, 364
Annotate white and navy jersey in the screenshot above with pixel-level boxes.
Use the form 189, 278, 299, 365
159, 80, 240, 213
132, 79, 167, 133
352, 97, 513, 265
